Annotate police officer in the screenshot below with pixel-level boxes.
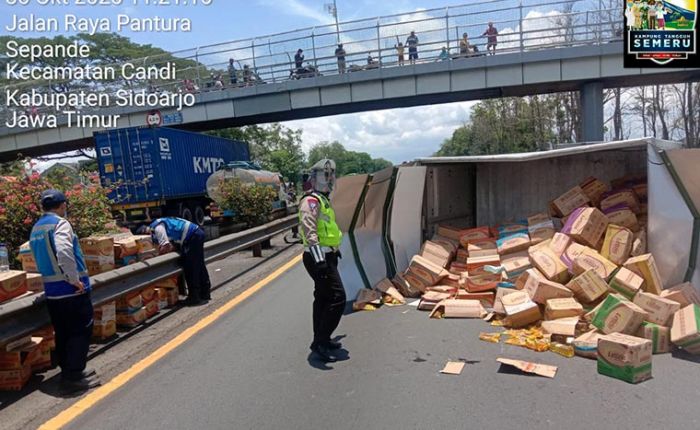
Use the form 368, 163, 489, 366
299, 159, 347, 363
30, 190, 101, 393
138, 217, 210, 306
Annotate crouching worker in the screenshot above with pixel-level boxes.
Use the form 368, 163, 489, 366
137, 217, 211, 306
30, 190, 101, 393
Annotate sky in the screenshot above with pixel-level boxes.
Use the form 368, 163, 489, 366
1, 0, 496, 163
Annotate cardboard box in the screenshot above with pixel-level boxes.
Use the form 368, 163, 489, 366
0, 271, 27, 304
466, 238, 497, 257
465, 274, 500, 293
636, 322, 671, 354
141, 286, 157, 303
18, 242, 37, 273
514, 268, 545, 291
580, 176, 609, 206
631, 229, 647, 257
566, 270, 608, 303
525, 278, 573, 305
31, 340, 52, 373
494, 287, 520, 314
527, 213, 555, 244
661, 282, 700, 307
25, 273, 43, 293
455, 291, 494, 307
116, 291, 143, 312
466, 254, 500, 277
134, 235, 155, 253
545, 298, 583, 320
592, 294, 648, 335
562, 207, 609, 248
601, 224, 633, 266
145, 299, 160, 319
449, 262, 468, 275
116, 307, 147, 328
500, 251, 531, 280
601, 190, 641, 214
84, 255, 116, 276
573, 329, 603, 359
560, 242, 588, 272
608, 267, 644, 300
572, 248, 617, 280
0, 337, 41, 369
597, 333, 652, 384
417, 291, 452, 311
633, 292, 680, 326
408, 255, 449, 287
79, 236, 114, 258
152, 276, 180, 290
114, 237, 139, 259
552, 186, 590, 217
670, 304, 700, 354
429, 299, 486, 319
0, 362, 31, 391
137, 250, 158, 262
458, 226, 491, 247
542, 316, 579, 336
93, 302, 116, 325
375, 278, 406, 304
154, 288, 169, 310
624, 254, 663, 295
501, 290, 532, 309
164, 287, 179, 307
496, 233, 530, 255
421, 240, 454, 269
549, 233, 572, 257
455, 248, 469, 264
93, 320, 117, 340
604, 206, 639, 232
437, 225, 467, 242
497, 223, 528, 237
504, 301, 542, 328
403, 272, 431, 294
529, 246, 570, 284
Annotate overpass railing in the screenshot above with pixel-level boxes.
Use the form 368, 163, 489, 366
0, 0, 622, 126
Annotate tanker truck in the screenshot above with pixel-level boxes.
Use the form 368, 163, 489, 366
206, 161, 291, 223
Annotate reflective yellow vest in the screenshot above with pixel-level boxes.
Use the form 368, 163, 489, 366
300, 192, 342, 247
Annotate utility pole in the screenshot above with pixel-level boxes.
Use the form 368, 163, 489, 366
325, 0, 340, 44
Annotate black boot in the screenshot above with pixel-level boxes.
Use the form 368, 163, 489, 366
327, 340, 342, 350
310, 343, 338, 363
60, 376, 101, 394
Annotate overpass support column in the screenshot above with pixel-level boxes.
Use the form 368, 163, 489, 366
581, 81, 604, 142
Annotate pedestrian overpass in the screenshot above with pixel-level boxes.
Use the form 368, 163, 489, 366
1, 0, 698, 161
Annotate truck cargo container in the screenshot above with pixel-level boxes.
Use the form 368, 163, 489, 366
95, 126, 250, 226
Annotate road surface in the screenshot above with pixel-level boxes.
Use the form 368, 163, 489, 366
60, 257, 700, 430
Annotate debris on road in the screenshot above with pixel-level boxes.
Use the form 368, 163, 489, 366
496, 358, 558, 378
440, 361, 465, 375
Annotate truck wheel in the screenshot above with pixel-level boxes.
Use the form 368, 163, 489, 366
180, 206, 193, 222
193, 205, 206, 226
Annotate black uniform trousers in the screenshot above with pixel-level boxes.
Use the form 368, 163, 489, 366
46, 292, 94, 381
181, 228, 211, 301
303, 251, 346, 346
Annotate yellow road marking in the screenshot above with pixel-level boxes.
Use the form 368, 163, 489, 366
39, 253, 303, 430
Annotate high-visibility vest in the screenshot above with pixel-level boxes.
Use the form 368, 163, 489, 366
300, 192, 342, 247
29, 213, 90, 299
149, 217, 197, 245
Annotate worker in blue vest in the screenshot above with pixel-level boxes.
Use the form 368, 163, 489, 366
299, 159, 347, 363
137, 217, 210, 306
30, 190, 101, 393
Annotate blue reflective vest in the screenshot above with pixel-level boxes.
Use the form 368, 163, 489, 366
29, 213, 90, 299
149, 218, 198, 245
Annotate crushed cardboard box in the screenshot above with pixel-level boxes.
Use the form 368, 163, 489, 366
633, 292, 680, 326
497, 357, 557, 378
670, 304, 700, 355
566, 270, 608, 303
429, 299, 486, 319
661, 282, 700, 307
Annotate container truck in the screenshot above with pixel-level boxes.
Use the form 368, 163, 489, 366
95, 126, 250, 226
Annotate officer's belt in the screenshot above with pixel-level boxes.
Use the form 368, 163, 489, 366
304, 246, 338, 254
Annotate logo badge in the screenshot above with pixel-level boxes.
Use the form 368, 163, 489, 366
624, 0, 699, 67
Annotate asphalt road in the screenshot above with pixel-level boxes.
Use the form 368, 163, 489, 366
62, 261, 700, 430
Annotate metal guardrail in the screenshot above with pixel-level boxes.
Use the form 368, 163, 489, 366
0, 215, 299, 344
0, 0, 622, 125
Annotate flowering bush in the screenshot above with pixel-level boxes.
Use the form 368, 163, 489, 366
0, 161, 115, 268
217, 178, 277, 227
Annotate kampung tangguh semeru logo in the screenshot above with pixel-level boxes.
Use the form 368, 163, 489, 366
626, 0, 696, 64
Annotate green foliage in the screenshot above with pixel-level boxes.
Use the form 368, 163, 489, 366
215, 178, 277, 228
307, 141, 392, 176
207, 124, 305, 182
435, 95, 576, 156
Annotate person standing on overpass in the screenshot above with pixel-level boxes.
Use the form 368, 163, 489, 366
299, 159, 346, 363
406, 31, 419, 64
482, 22, 498, 55
137, 217, 211, 306
30, 190, 101, 393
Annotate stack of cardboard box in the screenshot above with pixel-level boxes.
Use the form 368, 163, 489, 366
394, 174, 700, 384
152, 276, 180, 307
113, 233, 140, 267
80, 236, 116, 276
141, 286, 161, 318
0, 271, 28, 304
0, 336, 42, 391
93, 302, 117, 341
116, 291, 146, 329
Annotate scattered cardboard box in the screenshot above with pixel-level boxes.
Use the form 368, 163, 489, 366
525, 278, 573, 305
496, 233, 531, 255
633, 292, 681, 326
455, 291, 495, 307
604, 206, 639, 232
552, 186, 590, 217
608, 267, 644, 300
560, 242, 588, 272
375, 278, 406, 304
465, 274, 500, 293
624, 254, 663, 295
573, 329, 602, 359
497, 357, 557, 378
545, 298, 583, 320
542, 316, 579, 337
670, 304, 700, 355
429, 299, 486, 319
580, 177, 609, 206
601, 224, 633, 265
459, 226, 491, 247
504, 301, 542, 328
114, 237, 139, 259
408, 255, 449, 286
466, 238, 498, 257
116, 307, 147, 328
440, 361, 465, 375
549, 233, 572, 257
466, 254, 501, 277
592, 294, 647, 335
79, 236, 114, 258
600, 190, 640, 214
572, 248, 617, 280
393, 272, 424, 297
353, 289, 382, 311
636, 322, 671, 354
514, 268, 545, 291
597, 333, 652, 384
562, 207, 609, 248
494, 287, 520, 314
527, 213, 556, 244
500, 251, 532, 280
566, 270, 608, 303
660, 282, 700, 307
0, 271, 27, 304
529, 246, 570, 284
421, 240, 454, 269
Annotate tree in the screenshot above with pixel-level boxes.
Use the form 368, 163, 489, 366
207, 123, 305, 182
307, 141, 392, 176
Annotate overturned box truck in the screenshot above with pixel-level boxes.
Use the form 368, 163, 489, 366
332, 138, 700, 302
